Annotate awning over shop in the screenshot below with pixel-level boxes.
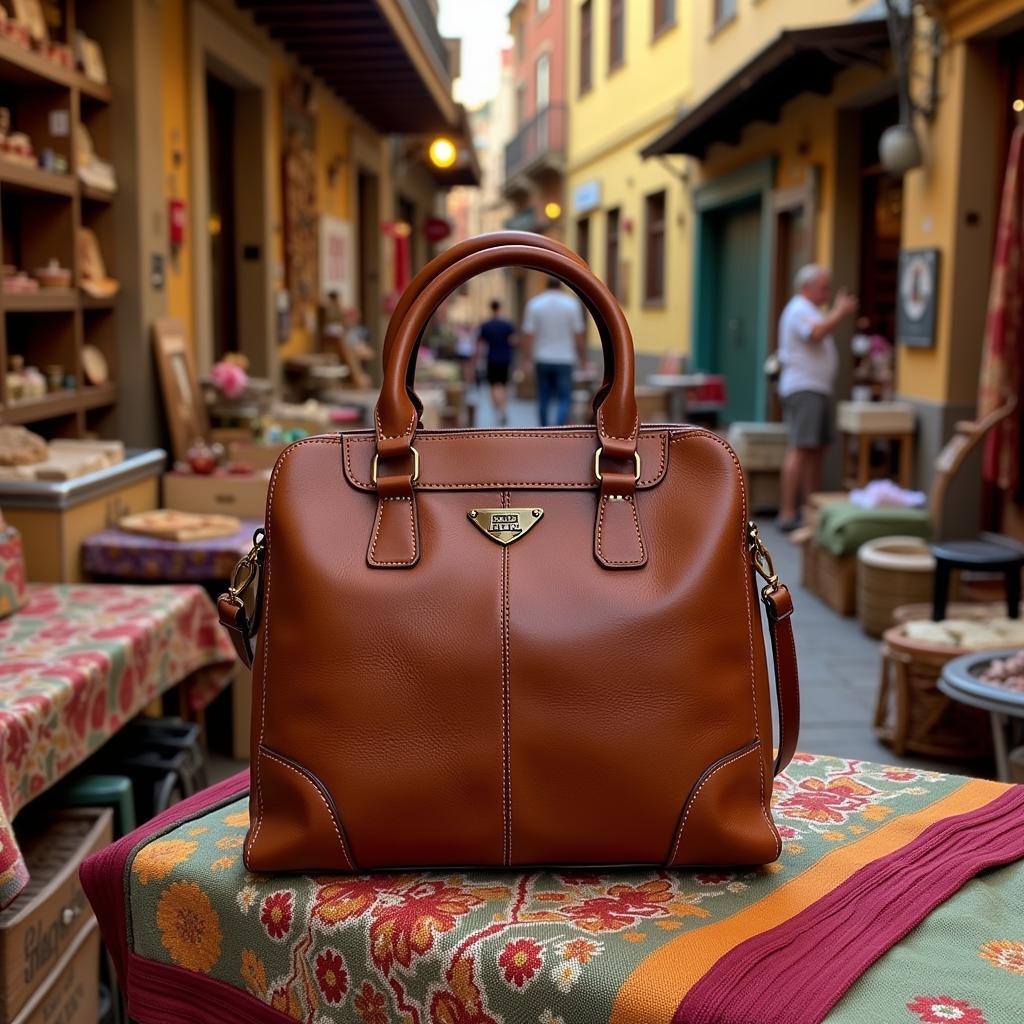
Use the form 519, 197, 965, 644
641, 19, 891, 160
240, 0, 459, 134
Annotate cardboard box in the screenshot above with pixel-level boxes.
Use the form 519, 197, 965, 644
163, 470, 271, 520
0, 809, 112, 1022
227, 441, 289, 471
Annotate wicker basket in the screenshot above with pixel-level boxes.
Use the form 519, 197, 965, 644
857, 536, 934, 638
875, 625, 992, 759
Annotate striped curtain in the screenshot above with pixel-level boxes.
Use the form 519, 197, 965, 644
979, 124, 1024, 493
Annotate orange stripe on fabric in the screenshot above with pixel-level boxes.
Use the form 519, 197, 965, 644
610, 778, 1006, 1024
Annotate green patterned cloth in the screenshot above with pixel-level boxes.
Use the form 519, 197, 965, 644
122, 754, 1024, 1024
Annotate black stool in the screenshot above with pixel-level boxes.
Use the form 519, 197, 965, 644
930, 535, 1024, 621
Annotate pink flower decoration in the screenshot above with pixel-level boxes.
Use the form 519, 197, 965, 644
210, 360, 248, 398
907, 995, 988, 1024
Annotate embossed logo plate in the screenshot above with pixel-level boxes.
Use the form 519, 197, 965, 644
468, 508, 544, 546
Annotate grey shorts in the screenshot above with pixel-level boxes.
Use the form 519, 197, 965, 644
782, 390, 833, 449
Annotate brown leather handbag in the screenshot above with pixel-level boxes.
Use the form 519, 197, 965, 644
220, 231, 800, 873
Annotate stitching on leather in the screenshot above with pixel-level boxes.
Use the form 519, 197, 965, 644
344, 431, 668, 489
597, 410, 639, 442
253, 437, 341, 855
368, 496, 417, 566
595, 494, 646, 566
374, 407, 417, 441
669, 744, 759, 863
259, 748, 354, 869
669, 431, 778, 857
500, 490, 511, 866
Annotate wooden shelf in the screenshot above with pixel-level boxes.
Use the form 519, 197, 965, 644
1, 384, 117, 425
3, 390, 83, 424
77, 76, 112, 104
0, 161, 75, 197
81, 294, 116, 310
80, 182, 115, 204
2, 290, 77, 312
80, 383, 117, 410
0, 35, 74, 90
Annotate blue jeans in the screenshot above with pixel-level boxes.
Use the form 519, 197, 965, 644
536, 362, 573, 426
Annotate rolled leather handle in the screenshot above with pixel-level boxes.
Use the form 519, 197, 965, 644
380, 230, 613, 418
376, 244, 638, 457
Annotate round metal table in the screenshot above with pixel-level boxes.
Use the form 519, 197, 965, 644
938, 648, 1024, 781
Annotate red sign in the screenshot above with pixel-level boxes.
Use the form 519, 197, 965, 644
424, 216, 452, 243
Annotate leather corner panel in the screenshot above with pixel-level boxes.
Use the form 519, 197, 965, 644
666, 742, 780, 868
245, 746, 356, 872
341, 428, 670, 492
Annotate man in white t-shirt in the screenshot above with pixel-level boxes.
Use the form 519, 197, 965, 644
521, 278, 587, 426
776, 264, 858, 531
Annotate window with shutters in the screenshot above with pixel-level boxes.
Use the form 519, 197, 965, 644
577, 216, 591, 265
609, 0, 625, 72
653, 0, 675, 37
644, 191, 667, 304
579, 1, 593, 94
606, 207, 621, 298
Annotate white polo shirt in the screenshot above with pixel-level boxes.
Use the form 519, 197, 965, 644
523, 290, 585, 365
777, 294, 837, 398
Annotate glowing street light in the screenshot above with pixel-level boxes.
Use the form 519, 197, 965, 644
428, 137, 457, 169
544, 201, 562, 220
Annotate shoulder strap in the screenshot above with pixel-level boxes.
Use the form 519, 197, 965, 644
763, 584, 800, 777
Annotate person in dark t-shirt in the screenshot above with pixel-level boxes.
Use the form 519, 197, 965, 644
477, 299, 517, 426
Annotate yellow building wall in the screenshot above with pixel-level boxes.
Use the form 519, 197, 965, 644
566, 0, 692, 357
689, 0, 878, 93
159, 0, 367, 360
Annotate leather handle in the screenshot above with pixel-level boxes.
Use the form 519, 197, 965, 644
376, 244, 639, 458
380, 231, 614, 419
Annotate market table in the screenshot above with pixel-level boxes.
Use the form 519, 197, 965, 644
82, 753, 1024, 1024
80, 521, 262, 759
0, 582, 235, 908
940, 648, 1024, 781
81, 520, 261, 583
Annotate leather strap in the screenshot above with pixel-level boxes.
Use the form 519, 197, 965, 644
218, 593, 256, 669
380, 231, 614, 420
763, 584, 800, 777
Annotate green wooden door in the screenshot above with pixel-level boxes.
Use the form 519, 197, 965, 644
711, 200, 763, 423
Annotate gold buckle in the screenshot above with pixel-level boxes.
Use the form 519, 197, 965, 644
748, 521, 780, 597
228, 528, 265, 599
371, 445, 420, 486
593, 447, 641, 483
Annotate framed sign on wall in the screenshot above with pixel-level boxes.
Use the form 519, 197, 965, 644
896, 247, 940, 348
319, 215, 354, 307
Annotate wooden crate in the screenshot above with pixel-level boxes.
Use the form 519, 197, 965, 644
163, 470, 270, 520
803, 541, 857, 616
12, 920, 98, 1024
0, 809, 112, 1022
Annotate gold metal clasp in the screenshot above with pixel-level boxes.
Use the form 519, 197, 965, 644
228, 528, 265, 599
748, 521, 780, 598
593, 447, 641, 483
371, 445, 420, 486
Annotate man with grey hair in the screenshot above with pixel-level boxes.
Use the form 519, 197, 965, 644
776, 264, 858, 531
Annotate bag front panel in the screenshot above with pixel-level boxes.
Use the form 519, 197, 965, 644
246, 429, 778, 872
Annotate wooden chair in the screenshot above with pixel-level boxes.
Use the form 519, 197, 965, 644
926, 397, 1023, 620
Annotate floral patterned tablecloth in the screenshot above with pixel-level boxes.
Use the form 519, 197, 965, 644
82, 754, 1024, 1024
0, 583, 235, 907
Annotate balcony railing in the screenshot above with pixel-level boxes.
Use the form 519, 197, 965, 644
505, 104, 567, 182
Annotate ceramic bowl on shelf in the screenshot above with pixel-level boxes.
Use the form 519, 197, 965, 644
33, 262, 72, 289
